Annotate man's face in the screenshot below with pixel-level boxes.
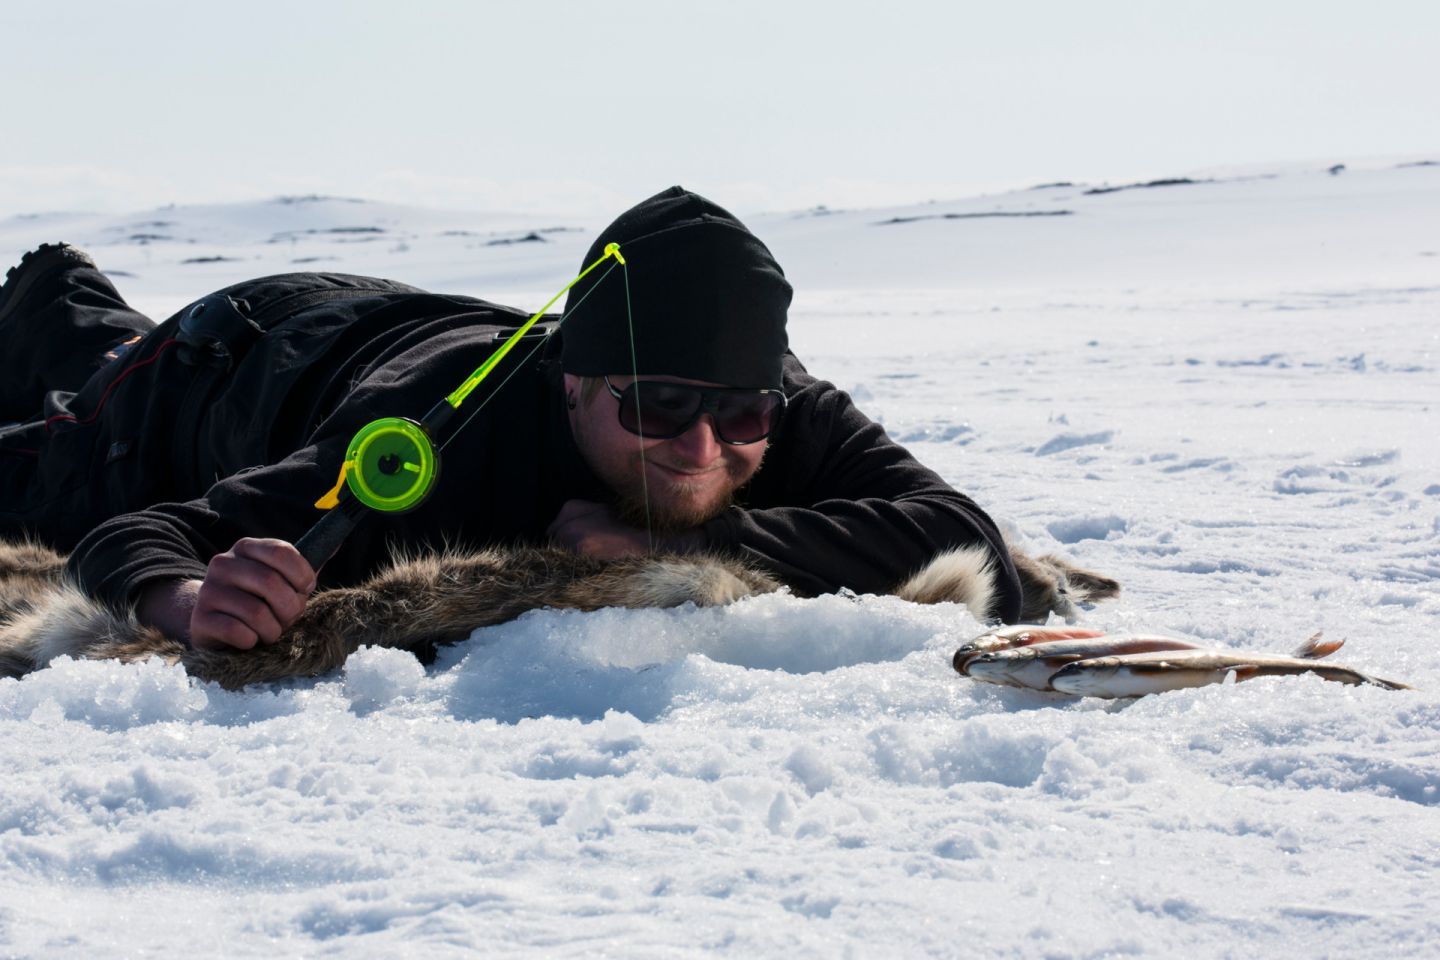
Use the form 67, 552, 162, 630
564, 372, 769, 531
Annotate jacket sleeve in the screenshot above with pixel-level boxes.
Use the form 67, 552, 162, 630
66, 320, 517, 608
66, 413, 378, 610
700, 360, 1021, 619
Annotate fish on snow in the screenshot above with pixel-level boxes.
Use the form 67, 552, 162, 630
953, 629, 1409, 698
957, 634, 1203, 691
1048, 646, 1410, 698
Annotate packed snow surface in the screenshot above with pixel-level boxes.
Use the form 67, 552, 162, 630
1, 161, 1438, 957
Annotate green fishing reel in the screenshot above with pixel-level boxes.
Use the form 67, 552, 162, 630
309, 414, 437, 518
340, 417, 438, 513
296, 416, 440, 568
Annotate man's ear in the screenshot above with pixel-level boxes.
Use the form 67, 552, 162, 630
562, 372, 581, 410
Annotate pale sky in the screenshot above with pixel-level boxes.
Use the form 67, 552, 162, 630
4, 0, 1436, 217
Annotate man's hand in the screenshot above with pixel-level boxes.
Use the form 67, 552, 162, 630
138, 538, 317, 651
547, 499, 703, 560
136, 578, 202, 643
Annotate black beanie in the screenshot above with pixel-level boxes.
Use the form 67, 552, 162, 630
560, 186, 792, 390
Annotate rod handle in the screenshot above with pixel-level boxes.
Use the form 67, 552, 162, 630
294, 503, 361, 572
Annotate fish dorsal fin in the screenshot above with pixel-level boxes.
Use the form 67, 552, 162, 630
1292, 631, 1345, 660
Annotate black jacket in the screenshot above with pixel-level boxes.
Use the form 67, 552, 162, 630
63, 273, 1022, 619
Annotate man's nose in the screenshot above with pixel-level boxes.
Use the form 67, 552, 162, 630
668, 413, 724, 463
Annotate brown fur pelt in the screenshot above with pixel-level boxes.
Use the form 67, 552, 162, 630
1008, 550, 1122, 623
0, 538, 1117, 689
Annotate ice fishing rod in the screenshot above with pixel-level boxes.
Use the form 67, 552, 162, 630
293, 242, 628, 570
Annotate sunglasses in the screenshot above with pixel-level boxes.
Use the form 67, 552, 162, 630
602, 376, 787, 445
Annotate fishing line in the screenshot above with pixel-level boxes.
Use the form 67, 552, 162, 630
436, 259, 622, 454
621, 260, 655, 554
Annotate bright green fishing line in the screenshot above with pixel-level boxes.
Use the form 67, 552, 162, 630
437, 258, 625, 453
317, 243, 630, 513
445, 243, 624, 409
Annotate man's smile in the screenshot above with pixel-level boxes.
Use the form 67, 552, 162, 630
649, 461, 722, 480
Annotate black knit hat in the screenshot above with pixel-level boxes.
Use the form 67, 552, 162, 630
560, 187, 791, 389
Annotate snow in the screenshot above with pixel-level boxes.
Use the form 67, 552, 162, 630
2, 160, 1438, 957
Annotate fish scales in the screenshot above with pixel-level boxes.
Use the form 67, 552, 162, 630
958, 635, 1204, 690
1049, 648, 1412, 698
952, 625, 1110, 670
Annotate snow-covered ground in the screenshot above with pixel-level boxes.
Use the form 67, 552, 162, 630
1, 160, 1437, 957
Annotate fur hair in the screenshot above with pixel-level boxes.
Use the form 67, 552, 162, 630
1008, 548, 1122, 623
891, 543, 1121, 623
0, 537, 1118, 689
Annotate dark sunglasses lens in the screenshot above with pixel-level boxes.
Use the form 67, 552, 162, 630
620, 383, 702, 438
618, 383, 784, 443
712, 393, 782, 443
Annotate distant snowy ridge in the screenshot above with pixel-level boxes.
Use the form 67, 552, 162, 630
3, 158, 1436, 316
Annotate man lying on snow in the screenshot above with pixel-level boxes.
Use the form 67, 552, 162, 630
0, 187, 1115, 665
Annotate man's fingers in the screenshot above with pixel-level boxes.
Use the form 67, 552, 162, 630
190, 538, 317, 651
190, 609, 262, 651
548, 499, 612, 541
547, 499, 655, 560
231, 537, 317, 594
206, 553, 309, 624
196, 582, 286, 645
550, 499, 608, 526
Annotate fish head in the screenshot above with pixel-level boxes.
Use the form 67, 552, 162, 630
952, 641, 990, 665
953, 647, 984, 675
961, 648, 1069, 690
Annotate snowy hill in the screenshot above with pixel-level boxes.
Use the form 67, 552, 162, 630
1, 160, 1437, 957
6, 158, 1436, 311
